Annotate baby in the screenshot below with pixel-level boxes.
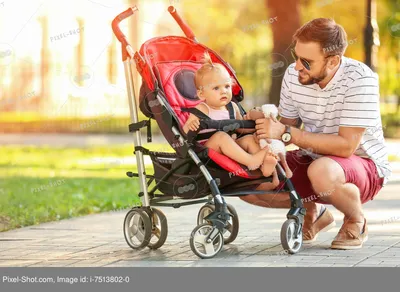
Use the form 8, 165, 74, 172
183, 52, 278, 177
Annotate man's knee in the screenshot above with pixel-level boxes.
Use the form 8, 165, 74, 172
307, 157, 345, 194
239, 194, 258, 204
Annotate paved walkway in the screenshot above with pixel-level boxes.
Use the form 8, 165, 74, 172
1, 182, 400, 267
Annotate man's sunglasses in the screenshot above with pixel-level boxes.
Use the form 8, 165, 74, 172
290, 48, 311, 70
291, 48, 334, 71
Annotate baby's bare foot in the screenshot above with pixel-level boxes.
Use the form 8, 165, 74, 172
247, 149, 268, 171
284, 167, 293, 178
261, 155, 278, 177
278, 153, 293, 178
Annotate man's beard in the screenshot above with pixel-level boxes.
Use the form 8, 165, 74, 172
298, 66, 328, 85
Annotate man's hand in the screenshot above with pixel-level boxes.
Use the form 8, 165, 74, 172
255, 118, 286, 140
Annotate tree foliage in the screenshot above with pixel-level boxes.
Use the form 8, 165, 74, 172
179, 0, 399, 108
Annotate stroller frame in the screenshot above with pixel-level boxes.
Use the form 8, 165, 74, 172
112, 5, 306, 259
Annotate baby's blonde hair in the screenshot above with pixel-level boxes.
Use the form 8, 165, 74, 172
194, 52, 229, 90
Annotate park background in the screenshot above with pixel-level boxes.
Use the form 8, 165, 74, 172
0, 0, 399, 232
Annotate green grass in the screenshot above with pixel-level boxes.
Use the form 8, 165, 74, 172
0, 143, 174, 232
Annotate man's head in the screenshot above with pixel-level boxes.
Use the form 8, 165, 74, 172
291, 18, 348, 86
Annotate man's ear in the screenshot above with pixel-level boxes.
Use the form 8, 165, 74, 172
329, 55, 341, 69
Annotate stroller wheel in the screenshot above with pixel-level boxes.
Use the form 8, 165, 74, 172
190, 223, 224, 259
147, 208, 168, 250
280, 219, 303, 254
197, 203, 239, 244
123, 208, 152, 249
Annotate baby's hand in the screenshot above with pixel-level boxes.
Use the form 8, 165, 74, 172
187, 117, 200, 132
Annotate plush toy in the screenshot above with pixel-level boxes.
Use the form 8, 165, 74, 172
248, 104, 293, 179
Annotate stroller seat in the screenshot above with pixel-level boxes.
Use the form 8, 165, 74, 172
153, 60, 263, 179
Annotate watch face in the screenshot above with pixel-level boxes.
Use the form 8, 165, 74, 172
282, 133, 291, 142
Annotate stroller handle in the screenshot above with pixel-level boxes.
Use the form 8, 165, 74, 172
168, 6, 196, 41
112, 6, 139, 46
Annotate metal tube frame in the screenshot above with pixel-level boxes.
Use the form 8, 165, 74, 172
123, 57, 150, 207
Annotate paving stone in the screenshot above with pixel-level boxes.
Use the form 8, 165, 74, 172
65, 259, 103, 267
0, 260, 41, 267
105, 260, 194, 267
28, 260, 81, 267
242, 254, 286, 263
354, 259, 383, 266
376, 263, 399, 267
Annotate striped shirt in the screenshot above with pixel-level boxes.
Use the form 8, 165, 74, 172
278, 57, 391, 186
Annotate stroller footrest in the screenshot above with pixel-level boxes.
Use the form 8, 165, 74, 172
126, 171, 138, 178
126, 171, 154, 180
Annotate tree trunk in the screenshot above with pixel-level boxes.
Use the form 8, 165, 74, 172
266, 0, 301, 106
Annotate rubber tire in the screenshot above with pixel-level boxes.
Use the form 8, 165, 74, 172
280, 219, 303, 254
189, 223, 224, 259
197, 203, 239, 244
147, 208, 168, 250
123, 208, 152, 249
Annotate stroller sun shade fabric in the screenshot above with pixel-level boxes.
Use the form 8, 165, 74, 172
136, 36, 242, 99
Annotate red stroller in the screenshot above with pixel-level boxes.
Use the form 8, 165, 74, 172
111, 5, 306, 259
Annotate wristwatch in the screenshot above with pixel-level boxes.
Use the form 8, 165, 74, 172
281, 125, 292, 143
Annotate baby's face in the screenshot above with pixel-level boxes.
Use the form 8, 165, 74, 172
198, 70, 232, 109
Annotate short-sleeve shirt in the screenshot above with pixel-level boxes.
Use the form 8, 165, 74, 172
278, 57, 391, 185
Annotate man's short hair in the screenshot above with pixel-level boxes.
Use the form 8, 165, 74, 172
293, 18, 348, 56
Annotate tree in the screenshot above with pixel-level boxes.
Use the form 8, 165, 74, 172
266, 0, 301, 106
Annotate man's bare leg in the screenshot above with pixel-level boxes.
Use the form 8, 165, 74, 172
307, 157, 364, 230
241, 156, 364, 225
239, 181, 319, 214
239, 181, 291, 208
240, 156, 365, 248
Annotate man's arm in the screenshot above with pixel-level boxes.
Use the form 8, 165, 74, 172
255, 118, 365, 158
279, 117, 301, 128
289, 126, 365, 158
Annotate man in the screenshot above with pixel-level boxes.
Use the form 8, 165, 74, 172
241, 18, 391, 250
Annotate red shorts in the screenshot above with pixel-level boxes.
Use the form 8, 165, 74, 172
275, 150, 385, 204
